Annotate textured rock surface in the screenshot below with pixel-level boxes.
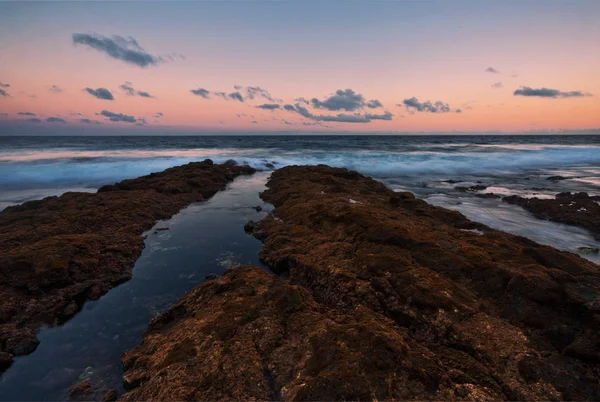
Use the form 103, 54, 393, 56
121, 165, 600, 401
504, 192, 600, 239
0, 160, 255, 369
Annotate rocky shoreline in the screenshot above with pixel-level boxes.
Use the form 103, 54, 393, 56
0, 160, 255, 370
121, 165, 600, 401
503, 192, 600, 240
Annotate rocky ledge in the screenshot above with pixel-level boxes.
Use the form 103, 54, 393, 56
0, 160, 255, 370
121, 165, 599, 401
503, 192, 600, 240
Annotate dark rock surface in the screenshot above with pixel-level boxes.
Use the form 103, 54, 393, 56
121, 165, 600, 401
0, 160, 255, 369
503, 192, 600, 239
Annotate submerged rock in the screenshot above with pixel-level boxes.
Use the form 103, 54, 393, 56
0, 160, 256, 369
455, 184, 487, 192
503, 192, 600, 239
579, 246, 600, 254
122, 165, 600, 401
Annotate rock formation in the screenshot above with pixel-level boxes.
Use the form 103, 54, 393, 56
121, 165, 600, 401
504, 192, 600, 239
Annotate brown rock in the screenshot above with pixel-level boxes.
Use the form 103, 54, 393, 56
503, 192, 600, 239
68, 379, 93, 401
250, 165, 600, 400
121, 165, 600, 401
0, 160, 255, 367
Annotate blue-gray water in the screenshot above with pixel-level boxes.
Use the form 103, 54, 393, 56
1, 135, 599, 399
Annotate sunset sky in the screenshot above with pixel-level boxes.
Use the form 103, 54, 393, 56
1, 0, 599, 134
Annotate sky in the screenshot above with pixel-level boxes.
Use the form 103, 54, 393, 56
0, 0, 599, 135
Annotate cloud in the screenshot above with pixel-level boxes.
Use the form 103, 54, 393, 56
0, 89, 9, 97
84, 87, 114, 100
284, 103, 392, 123
294, 97, 310, 105
365, 111, 393, 120
47, 117, 67, 124
485, 67, 500, 73
0, 82, 9, 88
491, 82, 503, 89
366, 99, 383, 108
190, 88, 210, 98
0, 112, 8, 116
80, 118, 102, 124
99, 110, 137, 123
400, 97, 461, 113
49, 85, 63, 94
256, 103, 280, 110
190, 88, 244, 102
228, 91, 244, 102
311, 89, 366, 111
154, 112, 163, 118
234, 85, 280, 102
27, 118, 41, 123
72, 33, 165, 68
513, 86, 592, 98
17, 112, 36, 116
120, 81, 155, 98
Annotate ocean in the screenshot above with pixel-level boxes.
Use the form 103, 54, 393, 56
1, 134, 600, 399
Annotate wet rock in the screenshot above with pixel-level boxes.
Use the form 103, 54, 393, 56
68, 379, 93, 401
243, 220, 258, 234
442, 179, 462, 184
547, 175, 567, 181
504, 192, 600, 239
252, 205, 263, 212
578, 246, 600, 254
475, 193, 500, 199
0, 351, 12, 371
204, 273, 218, 280
4, 329, 39, 356
0, 161, 256, 370
264, 163, 275, 169
103, 388, 118, 402
455, 184, 487, 192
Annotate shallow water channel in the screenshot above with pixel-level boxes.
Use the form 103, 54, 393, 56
0, 172, 272, 401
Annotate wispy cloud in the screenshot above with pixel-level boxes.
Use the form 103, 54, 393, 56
190, 88, 244, 102
27, 118, 41, 123
80, 118, 102, 124
256, 103, 281, 110
47, 117, 67, 124
399, 97, 461, 113
120, 81, 155, 98
0, 82, 9, 88
99, 110, 137, 123
17, 112, 36, 116
485, 67, 500, 74
491, 82, 503, 89
73, 33, 167, 68
85, 87, 114, 100
0, 89, 9, 97
283, 103, 392, 123
49, 85, 63, 94
234, 85, 280, 102
513, 86, 592, 98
